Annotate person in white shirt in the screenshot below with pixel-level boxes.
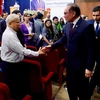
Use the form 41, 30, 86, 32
1, 14, 45, 100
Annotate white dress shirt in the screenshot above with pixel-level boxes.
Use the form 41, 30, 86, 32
94, 21, 100, 30
1, 27, 39, 63
73, 16, 81, 28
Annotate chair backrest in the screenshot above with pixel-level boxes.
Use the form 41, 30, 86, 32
40, 49, 59, 75
26, 45, 37, 51
0, 83, 32, 100
24, 45, 39, 61
22, 59, 44, 100
57, 45, 66, 60
0, 82, 10, 100
0, 42, 1, 46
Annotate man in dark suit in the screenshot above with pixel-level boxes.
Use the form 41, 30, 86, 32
43, 3, 96, 100
0, 11, 8, 41
88, 6, 100, 96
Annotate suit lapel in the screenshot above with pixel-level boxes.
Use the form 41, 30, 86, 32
69, 17, 82, 41
65, 23, 71, 42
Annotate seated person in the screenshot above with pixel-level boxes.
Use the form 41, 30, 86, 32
42, 19, 54, 47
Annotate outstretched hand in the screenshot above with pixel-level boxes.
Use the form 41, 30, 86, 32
38, 47, 47, 56
41, 45, 52, 53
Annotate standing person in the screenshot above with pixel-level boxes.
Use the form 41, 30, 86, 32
1, 14, 45, 100
31, 0, 45, 11
12, 10, 26, 47
52, 16, 62, 41
88, 6, 100, 96
20, 13, 35, 46
43, 3, 96, 100
59, 17, 65, 28
34, 12, 44, 48
0, 11, 8, 41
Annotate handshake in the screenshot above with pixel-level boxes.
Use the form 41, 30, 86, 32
38, 45, 52, 55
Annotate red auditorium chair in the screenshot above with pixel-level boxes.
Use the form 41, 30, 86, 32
40, 49, 65, 86
57, 45, 67, 85
57, 45, 67, 60
22, 59, 53, 100
26, 45, 37, 51
24, 45, 40, 61
0, 82, 32, 100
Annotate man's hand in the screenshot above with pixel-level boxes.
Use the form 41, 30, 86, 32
85, 69, 92, 78
38, 47, 47, 56
41, 45, 52, 53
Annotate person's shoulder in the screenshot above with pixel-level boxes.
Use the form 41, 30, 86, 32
20, 22, 25, 26
3, 28, 12, 37
87, 19, 94, 24
0, 19, 5, 23
80, 18, 91, 26
82, 20, 94, 29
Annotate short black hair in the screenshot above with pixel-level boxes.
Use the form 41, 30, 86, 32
12, 10, 20, 14
93, 6, 100, 12
67, 3, 81, 16
52, 16, 58, 21
36, 12, 43, 19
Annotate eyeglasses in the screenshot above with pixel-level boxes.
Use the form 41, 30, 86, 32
64, 12, 70, 15
64, 12, 67, 15
64, 11, 72, 15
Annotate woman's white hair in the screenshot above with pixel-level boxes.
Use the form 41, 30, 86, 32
6, 14, 20, 26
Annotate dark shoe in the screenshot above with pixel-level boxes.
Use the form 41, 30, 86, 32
97, 86, 100, 94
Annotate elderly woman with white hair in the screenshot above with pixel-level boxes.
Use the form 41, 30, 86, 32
1, 14, 46, 100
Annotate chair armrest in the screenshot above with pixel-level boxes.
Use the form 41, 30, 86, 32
58, 58, 65, 66
42, 72, 54, 83
22, 95, 32, 100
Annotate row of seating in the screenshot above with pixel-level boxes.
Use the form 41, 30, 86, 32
0, 43, 67, 100
0, 82, 32, 100
26, 44, 67, 85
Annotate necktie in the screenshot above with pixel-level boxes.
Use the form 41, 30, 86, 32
96, 21, 99, 35
69, 23, 74, 37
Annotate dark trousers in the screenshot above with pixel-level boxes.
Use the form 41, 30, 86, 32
66, 68, 90, 100
1, 61, 30, 100
89, 56, 100, 97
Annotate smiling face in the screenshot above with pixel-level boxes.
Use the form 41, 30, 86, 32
64, 6, 76, 22
45, 20, 52, 28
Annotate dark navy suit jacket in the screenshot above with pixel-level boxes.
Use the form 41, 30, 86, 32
0, 19, 6, 41
88, 19, 100, 36
88, 19, 100, 56
52, 17, 96, 71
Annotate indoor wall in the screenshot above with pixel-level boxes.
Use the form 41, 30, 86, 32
76, 0, 100, 19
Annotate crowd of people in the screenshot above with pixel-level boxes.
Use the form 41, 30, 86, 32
0, 3, 100, 100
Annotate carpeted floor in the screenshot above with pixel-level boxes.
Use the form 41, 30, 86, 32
52, 82, 100, 100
